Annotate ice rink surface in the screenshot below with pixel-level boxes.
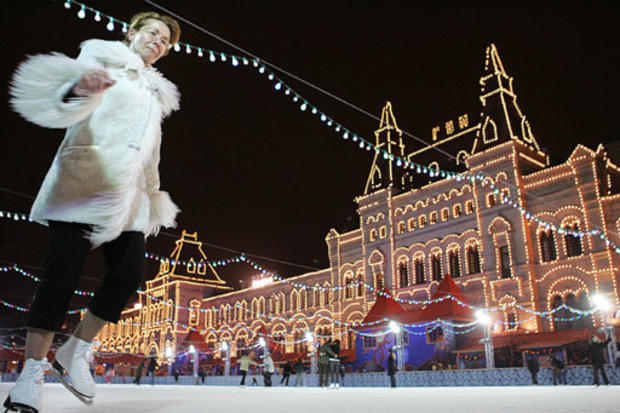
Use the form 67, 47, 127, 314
1, 383, 619, 413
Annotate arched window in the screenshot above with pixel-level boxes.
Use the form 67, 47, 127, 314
564, 223, 583, 257
430, 212, 438, 225
415, 258, 425, 284
564, 293, 577, 331
448, 250, 461, 278
539, 230, 557, 262
419, 215, 427, 228
467, 245, 481, 274
398, 261, 409, 288
431, 254, 442, 281
552, 295, 565, 331
345, 277, 353, 299
408, 218, 416, 231
453, 204, 461, 218
398, 221, 405, 234
486, 193, 497, 208
356, 273, 364, 297
465, 200, 475, 215
441, 208, 449, 222
370, 229, 377, 241
576, 292, 591, 329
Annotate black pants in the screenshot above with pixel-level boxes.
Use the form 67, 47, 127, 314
318, 363, 329, 387
593, 364, 609, 385
530, 371, 538, 385
280, 373, 289, 386
389, 374, 396, 388
263, 372, 272, 386
329, 360, 340, 385
240, 370, 248, 385
27, 221, 146, 331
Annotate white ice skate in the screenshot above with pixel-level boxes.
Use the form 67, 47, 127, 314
49, 335, 96, 405
3, 358, 48, 413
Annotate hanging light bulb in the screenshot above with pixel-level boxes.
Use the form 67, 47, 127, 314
311, 107, 317, 114
335, 125, 341, 132
242, 57, 249, 65
268, 73, 274, 80
284, 89, 291, 95
300, 102, 307, 111
352, 135, 358, 142
77, 5, 86, 19
209, 51, 216, 62
94, 11, 101, 21
232, 56, 239, 66
64, 1, 71, 9
197, 48, 203, 57
122, 23, 128, 33
185, 45, 192, 54
293, 96, 299, 102
258, 66, 266, 74
220, 53, 227, 62
252, 59, 259, 67
106, 18, 114, 31
173, 43, 181, 52
320, 114, 327, 122
274, 82, 282, 90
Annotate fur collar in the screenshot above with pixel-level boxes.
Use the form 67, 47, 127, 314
80, 39, 180, 116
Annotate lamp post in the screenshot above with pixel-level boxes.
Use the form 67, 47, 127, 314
305, 331, 317, 374
592, 294, 617, 365
188, 345, 199, 382
221, 341, 230, 376
476, 310, 494, 369
389, 321, 404, 372
164, 345, 173, 376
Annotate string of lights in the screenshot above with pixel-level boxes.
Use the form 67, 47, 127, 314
1, 260, 601, 326
54, 1, 620, 253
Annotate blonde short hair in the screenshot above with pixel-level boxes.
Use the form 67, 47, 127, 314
124, 11, 181, 56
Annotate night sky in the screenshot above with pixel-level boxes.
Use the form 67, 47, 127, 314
1, 0, 619, 330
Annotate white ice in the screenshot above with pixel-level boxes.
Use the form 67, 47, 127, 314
1, 383, 619, 413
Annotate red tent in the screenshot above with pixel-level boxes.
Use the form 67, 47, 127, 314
359, 287, 405, 328
180, 330, 210, 352
416, 274, 475, 322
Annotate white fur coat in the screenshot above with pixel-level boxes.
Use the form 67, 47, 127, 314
10, 39, 180, 246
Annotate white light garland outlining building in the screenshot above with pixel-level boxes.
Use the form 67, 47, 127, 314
96, 44, 620, 367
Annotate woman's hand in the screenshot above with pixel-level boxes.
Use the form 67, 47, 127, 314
73, 69, 115, 96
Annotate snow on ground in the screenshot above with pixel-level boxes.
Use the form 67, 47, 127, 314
1, 383, 619, 413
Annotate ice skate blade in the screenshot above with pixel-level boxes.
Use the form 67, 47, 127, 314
3, 396, 38, 413
49, 361, 94, 406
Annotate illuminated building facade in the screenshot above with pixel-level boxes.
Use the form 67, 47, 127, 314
97, 44, 620, 364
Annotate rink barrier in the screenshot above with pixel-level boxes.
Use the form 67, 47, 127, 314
2, 366, 618, 386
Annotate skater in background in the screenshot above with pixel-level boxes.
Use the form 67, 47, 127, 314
280, 361, 293, 386
147, 357, 158, 385
387, 348, 397, 388
526, 353, 539, 385
198, 367, 206, 384
339, 364, 346, 387
133, 360, 145, 385
318, 338, 335, 388
4, 10, 181, 413
294, 358, 306, 387
238, 352, 257, 386
173, 367, 180, 384
329, 339, 341, 389
262, 354, 275, 387
550, 355, 566, 385
589, 333, 611, 386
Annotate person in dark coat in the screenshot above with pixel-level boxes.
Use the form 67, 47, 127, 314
589, 333, 611, 386
133, 359, 145, 385
318, 338, 335, 388
550, 355, 566, 385
173, 367, 179, 384
387, 348, 397, 388
526, 354, 539, 385
147, 357, 158, 385
280, 361, 293, 386
329, 339, 341, 389
294, 358, 307, 387
198, 367, 206, 384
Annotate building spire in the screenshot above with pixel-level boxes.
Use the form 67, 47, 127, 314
472, 44, 543, 157
364, 102, 411, 194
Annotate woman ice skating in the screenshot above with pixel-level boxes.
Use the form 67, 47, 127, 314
4, 11, 181, 413
589, 333, 611, 386
238, 352, 258, 386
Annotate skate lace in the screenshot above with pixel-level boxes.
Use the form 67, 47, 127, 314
77, 341, 98, 383
28, 361, 48, 400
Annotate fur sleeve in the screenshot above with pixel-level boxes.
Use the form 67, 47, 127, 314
9, 52, 102, 129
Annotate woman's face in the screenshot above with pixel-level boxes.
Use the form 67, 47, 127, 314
128, 19, 171, 67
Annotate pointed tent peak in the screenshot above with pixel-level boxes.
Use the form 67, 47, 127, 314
377, 101, 402, 134
359, 287, 405, 326
485, 43, 507, 77
419, 274, 475, 321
